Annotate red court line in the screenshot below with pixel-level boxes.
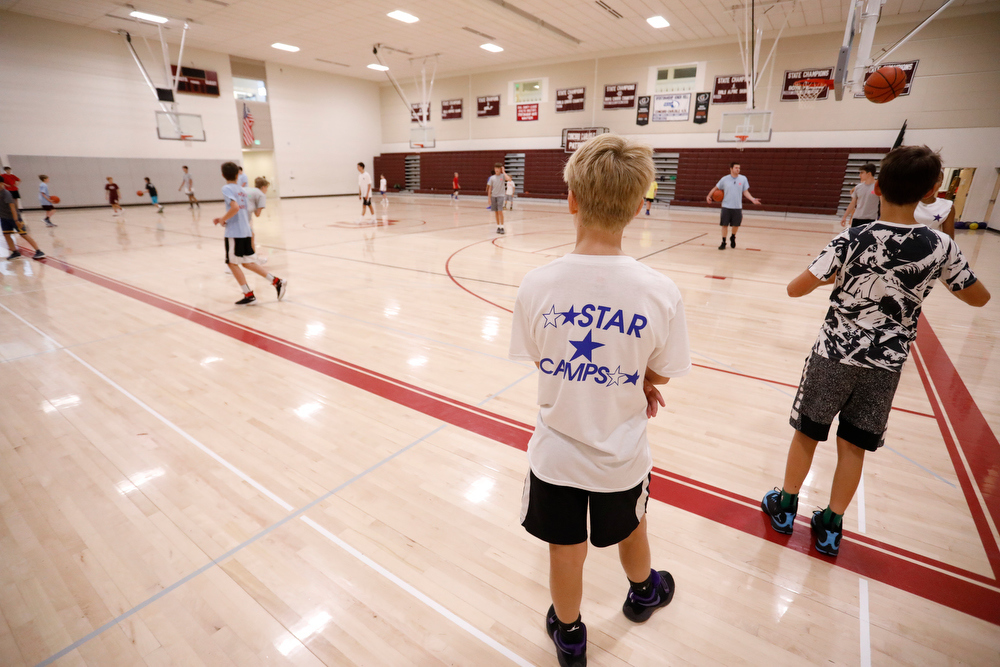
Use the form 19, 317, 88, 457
25, 251, 1000, 625
445, 239, 514, 313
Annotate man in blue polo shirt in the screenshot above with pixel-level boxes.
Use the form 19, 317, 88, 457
707, 162, 761, 249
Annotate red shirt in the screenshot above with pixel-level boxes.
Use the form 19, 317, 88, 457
453, 176, 459, 188
2, 173, 19, 191
106, 183, 120, 199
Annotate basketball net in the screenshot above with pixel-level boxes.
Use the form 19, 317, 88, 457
735, 125, 752, 151
791, 82, 824, 104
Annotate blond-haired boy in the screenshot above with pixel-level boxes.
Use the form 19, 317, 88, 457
510, 134, 690, 666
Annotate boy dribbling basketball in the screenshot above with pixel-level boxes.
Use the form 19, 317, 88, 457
105, 177, 122, 216
213, 162, 287, 305
761, 145, 990, 557
510, 134, 690, 667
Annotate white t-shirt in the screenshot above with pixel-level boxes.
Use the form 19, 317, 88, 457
181, 172, 193, 193
509, 254, 691, 492
245, 187, 266, 216
913, 198, 953, 230
358, 171, 373, 197
379, 177, 387, 192
505, 179, 515, 196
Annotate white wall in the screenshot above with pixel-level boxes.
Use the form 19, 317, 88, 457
265, 63, 381, 197
0, 12, 241, 162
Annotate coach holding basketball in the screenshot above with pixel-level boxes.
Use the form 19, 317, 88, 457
708, 162, 761, 250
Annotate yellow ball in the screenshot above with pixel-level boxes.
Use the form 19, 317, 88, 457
969, 223, 979, 230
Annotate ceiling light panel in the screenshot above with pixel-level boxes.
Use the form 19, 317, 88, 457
271, 43, 300, 52
387, 10, 419, 23
480, 43, 503, 53
129, 11, 169, 23
647, 16, 670, 29
368, 64, 390, 71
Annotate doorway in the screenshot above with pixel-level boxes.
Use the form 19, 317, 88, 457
983, 168, 1000, 225
241, 150, 279, 196
942, 167, 976, 220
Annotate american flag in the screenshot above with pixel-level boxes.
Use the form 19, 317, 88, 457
242, 103, 255, 146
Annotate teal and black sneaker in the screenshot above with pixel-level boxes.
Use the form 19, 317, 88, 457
811, 510, 843, 557
761, 488, 797, 535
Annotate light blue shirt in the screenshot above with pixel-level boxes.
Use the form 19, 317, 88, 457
716, 174, 749, 209
39, 181, 50, 205
238, 173, 249, 187
221, 183, 252, 238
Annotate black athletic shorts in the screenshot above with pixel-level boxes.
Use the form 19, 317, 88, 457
224, 237, 256, 265
520, 470, 650, 547
10, 191, 19, 200
789, 352, 901, 451
42, 205, 53, 211
362, 197, 372, 207
1, 217, 27, 235
850, 218, 876, 228
645, 198, 655, 203
720, 207, 743, 227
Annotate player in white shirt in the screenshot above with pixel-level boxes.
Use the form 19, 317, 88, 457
913, 172, 955, 238
357, 162, 375, 219
510, 134, 689, 667
379, 174, 388, 206
178, 166, 199, 208
504, 173, 516, 210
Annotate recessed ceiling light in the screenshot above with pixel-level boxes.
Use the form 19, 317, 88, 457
387, 10, 419, 23
129, 10, 168, 23
646, 16, 670, 29
271, 43, 300, 52
480, 43, 504, 53
368, 63, 390, 71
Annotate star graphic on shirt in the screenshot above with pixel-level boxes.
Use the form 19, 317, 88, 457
605, 365, 623, 387
624, 371, 640, 385
933, 214, 943, 221
542, 305, 560, 328
568, 330, 605, 362
560, 306, 580, 325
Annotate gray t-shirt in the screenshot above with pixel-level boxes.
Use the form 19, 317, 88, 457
488, 174, 506, 199
852, 181, 879, 219
715, 174, 749, 209
0, 189, 14, 221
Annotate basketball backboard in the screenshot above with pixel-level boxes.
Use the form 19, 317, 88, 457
718, 110, 772, 142
156, 111, 205, 141
410, 125, 435, 149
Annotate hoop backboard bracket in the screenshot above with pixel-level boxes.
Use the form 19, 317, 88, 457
718, 110, 772, 142
156, 111, 205, 141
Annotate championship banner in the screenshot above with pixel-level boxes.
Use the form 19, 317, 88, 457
693, 92, 710, 124
564, 128, 609, 153
712, 75, 748, 104
410, 103, 431, 123
477, 95, 501, 117
652, 93, 691, 122
556, 87, 586, 113
441, 99, 463, 120
854, 60, 919, 98
636, 96, 650, 126
781, 67, 834, 101
517, 103, 539, 121
603, 83, 637, 109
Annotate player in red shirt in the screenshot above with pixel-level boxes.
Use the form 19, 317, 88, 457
2, 167, 21, 218
105, 177, 123, 216
452, 172, 460, 201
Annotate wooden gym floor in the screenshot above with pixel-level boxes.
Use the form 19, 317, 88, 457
1, 194, 998, 666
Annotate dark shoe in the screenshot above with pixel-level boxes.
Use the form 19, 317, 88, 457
235, 293, 256, 305
6, 251, 21, 260
546, 605, 586, 667
811, 510, 842, 557
275, 278, 287, 301
761, 488, 797, 535
45, 220, 56, 227
32, 250, 45, 260
622, 569, 675, 623
730, 234, 736, 248
718, 240, 726, 250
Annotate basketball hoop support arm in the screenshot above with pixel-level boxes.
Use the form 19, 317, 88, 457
848, 0, 883, 95
119, 30, 181, 133
869, 0, 955, 69
374, 45, 424, 127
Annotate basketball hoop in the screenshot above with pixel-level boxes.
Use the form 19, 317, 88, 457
790, 78, 832, 104
179, 134, 193, 141
734, 124, 752, 151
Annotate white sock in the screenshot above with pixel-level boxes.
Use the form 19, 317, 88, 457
265, 273, 276, 283
240, 283, 251, 294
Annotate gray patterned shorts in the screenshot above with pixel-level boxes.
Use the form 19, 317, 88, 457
789, 352, 901, 451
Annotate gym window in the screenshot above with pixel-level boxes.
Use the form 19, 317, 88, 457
233, 77, 267, 102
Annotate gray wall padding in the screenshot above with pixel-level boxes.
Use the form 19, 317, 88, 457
10, 156, 239, 208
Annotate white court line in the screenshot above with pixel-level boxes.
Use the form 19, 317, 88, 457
859, 578, 872, 667
1, 302, 534, 667
857, 473, 867, 534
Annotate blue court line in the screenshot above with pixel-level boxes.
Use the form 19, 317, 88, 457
34, 368, 536, 667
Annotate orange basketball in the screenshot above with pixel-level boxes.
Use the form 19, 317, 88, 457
864, 66, 906, 104
712, 190, 724, 202
49, 195, 60, 204
137, 190, 145, 197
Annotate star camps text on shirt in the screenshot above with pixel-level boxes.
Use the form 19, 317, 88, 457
537, 303, 647, 386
